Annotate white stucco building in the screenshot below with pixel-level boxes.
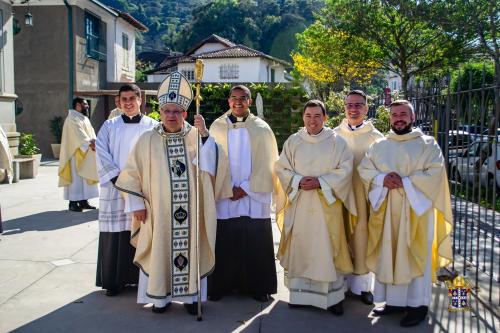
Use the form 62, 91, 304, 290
0, 0, 18, 153
147, 34, 291, 83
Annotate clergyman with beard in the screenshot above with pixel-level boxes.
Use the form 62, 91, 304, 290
58, 97, 99, 212
358, 99, 453, 327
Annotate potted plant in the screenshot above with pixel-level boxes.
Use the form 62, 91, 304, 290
50, 116, 64, 158
16, 133, 42, 178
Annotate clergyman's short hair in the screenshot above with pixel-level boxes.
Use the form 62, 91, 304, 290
72, 97, 86, 109
390, 99, 414, 114
345, 90, 367, 103
119, 84, 141, 98
229, 85, 252, 99
303, 99, 326, 116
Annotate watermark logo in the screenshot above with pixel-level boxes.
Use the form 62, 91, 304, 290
446, 276, 472, 312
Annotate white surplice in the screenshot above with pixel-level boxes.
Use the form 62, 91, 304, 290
215, 119, 271, 219
96, 115, 158, 232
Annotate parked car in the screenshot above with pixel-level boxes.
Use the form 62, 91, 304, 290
458, 124, 483, 136
475, 128, 500, 141
448, 130, 471, 156
449, 140, 500, 190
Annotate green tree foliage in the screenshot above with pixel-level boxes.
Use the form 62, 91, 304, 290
176, 0, 324, 60
292, 20, 383, 94
101, 0, 324, 60
372, 106, 391, 134
445, 0, 499, 82
317, 0, 471, 97
135, 60, 155, 82
451, 61, 495, 92
103, 0, 209, 50
49, 116, 64, 144
18, 133, 40, 156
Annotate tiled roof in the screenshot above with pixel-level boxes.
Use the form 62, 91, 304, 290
105, 5, 148, 31
148, 36, 291, 75
194, 45, 290, 66
186, 34, 236, 55
116, 11, 148, 32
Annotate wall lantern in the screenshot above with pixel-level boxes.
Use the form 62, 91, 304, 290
24, 11, 33, 26
24, 1, 33, 26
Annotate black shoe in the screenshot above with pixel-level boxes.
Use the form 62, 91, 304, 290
69, 201, 82, 212
79, 200, 96, 210
400, 306, 428, 327
252, 294, 270, 302
372, 304, 405, 316
184, 302, 201, 315
105, 289, 119, 297
152, 303, 171, 313
328, 300, 344, 316
360, 291, 374, 305
288, 303, 307, 309
208, 295, 222, 302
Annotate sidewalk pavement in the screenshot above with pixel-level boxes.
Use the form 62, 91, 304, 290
0, 162, 497, 333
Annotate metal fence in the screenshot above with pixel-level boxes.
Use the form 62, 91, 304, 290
375, 70, 500, 308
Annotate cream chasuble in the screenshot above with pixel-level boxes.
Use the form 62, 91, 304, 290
116, 123, 228, 299
334, 120, 384, 294
108, 108, 123, 119
357, 129, 453, 290
210, 110, 279, 199
275, 127, 357, 309
58, 109, 98, 187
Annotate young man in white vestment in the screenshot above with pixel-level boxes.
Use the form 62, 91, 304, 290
333, 90, 384, 305
95, 84, 158, 296
358, 100, 453, 327
116, 72, 226, 315
207, 85, 278, 302
275, 100, 357, 315
58, 97, 99, 212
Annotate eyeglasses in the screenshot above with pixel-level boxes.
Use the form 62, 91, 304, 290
230, 96, 249, 102
345, 103, 366, 109
162, 109, 184, 115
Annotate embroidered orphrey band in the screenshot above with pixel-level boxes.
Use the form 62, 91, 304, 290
166, 135, 191, 297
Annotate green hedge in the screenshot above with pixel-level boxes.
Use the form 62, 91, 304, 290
147, 83, 308, 149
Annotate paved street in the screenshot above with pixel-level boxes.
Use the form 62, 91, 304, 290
0, 161, 498, 333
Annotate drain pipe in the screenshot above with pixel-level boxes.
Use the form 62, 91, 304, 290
64, 0, 74, 108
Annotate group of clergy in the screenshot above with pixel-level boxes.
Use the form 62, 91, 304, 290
57, 72, 453, 328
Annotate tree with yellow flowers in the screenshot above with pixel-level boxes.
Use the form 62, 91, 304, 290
292, 21, 383, 97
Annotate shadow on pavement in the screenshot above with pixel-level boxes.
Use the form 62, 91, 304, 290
246, 298, 432, 333
7, 284, 498, 333
1, 210, 98, 235
11, 289, 268, 333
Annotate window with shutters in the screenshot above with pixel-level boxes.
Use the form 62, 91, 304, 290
85, 12, 106, 61
122, 33, 129, 69
219, 64, 239, 79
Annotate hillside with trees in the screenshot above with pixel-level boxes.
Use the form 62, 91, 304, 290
101, 0, 324, 61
